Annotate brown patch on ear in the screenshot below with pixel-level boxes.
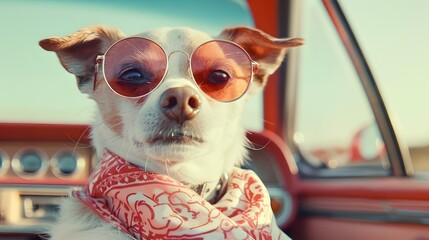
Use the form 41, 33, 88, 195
39, 26, 125, 94
219, 26, 303, 88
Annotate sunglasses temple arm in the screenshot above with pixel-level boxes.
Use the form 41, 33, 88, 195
93, 56, 104, 92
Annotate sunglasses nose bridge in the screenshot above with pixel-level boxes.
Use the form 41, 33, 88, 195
167, 49, 193, 78
168, 50, 190, 62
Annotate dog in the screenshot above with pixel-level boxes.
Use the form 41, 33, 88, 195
40, 25, 303, 240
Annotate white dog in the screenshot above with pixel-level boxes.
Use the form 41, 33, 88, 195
40, 25, 303, 240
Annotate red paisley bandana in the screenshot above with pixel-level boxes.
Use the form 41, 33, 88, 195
74, 149, 290, 240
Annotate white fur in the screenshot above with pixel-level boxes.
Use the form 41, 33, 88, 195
90, 28, 249, 185
49, 27, 250, 240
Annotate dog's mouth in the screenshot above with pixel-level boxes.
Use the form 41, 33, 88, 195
145, 128, 204, 145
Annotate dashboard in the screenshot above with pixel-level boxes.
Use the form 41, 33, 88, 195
0, 123, 295, 239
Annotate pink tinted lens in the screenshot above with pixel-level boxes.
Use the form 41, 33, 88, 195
190, 41, 252, 102
103, 38, 167, 97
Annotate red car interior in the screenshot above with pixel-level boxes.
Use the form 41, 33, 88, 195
1, 0, 428, 239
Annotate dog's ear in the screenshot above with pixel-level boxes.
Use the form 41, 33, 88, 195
39, 26, 125, 94
219, 26, 303, 92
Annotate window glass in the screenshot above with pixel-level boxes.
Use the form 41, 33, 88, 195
339, 0, 429, 172
292, 0, 390, 175
0, 0, 263, 131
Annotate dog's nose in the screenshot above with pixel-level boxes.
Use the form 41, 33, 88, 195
160, 86, 202, 124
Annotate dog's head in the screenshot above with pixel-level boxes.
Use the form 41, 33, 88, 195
40, 26, 302, 186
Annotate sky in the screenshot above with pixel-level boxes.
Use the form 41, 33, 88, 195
0, 0, 427, 149
342, 0, 429, 147
294, 0, 429, 149
0, 0, 263, 130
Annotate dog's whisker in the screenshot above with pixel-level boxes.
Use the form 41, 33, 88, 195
119, 128, 129, 155
90, 108, 137, 131
70, 145, 93, 150
123, 126, 137, 163
124, 143, 133, 164
88, 111, 136, 149
144, 156, 149, 172
100, 130, 124, 143
244, 135, 270, 151
71, 125, 93, 155
262, 119, 275, 128
165, 158, 171, 177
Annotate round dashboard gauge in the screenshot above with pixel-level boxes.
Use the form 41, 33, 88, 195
267, 187, 294, 227
12, 148, 48, 178
51, 151, 84, 178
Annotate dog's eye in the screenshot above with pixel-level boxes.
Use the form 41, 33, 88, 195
119, 68, 151, 84
207, 70, 230, 85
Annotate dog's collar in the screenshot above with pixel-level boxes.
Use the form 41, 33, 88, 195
183, 172, 229, 203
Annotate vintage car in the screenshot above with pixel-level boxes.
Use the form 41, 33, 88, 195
0, 0, 428, 239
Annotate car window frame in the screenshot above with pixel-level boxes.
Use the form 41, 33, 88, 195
281, 0, 413, 178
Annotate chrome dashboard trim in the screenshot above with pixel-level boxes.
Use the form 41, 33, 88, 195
50, 150, 86, 179
0, 185, 78, 234
11, 148, 49, 179
0, 150, 10, 176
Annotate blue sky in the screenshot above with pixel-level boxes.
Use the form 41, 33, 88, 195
0, 0, 260, 127
0, 0, 427, 149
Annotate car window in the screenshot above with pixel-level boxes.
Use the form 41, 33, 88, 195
0, 0, 263, 131
290, 0, 390, 176
339, 0, 429, 173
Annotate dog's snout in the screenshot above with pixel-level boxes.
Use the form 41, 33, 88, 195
160, 87, 201, 124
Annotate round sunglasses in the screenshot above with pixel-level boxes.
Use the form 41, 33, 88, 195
94, 37, 259, 102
